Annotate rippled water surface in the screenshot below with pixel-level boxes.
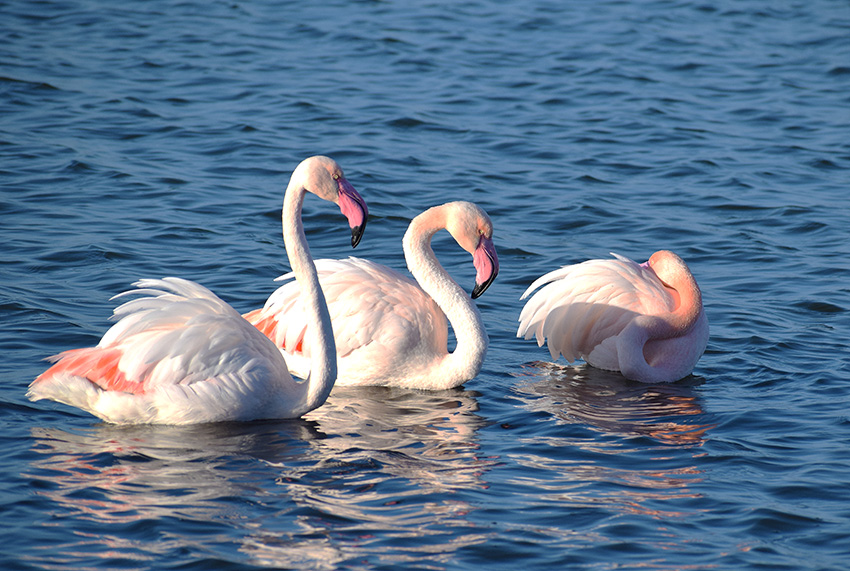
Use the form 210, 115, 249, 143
2, 0, 850, 569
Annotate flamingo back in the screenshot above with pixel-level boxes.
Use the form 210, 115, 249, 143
246, 257, 449, 383
29, 278, 293, 423
518, 254, 675, 365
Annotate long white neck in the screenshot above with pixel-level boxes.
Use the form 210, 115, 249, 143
282, 183, 336, 413
402, 206, 488, 387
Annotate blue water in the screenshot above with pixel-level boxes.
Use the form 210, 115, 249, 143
2, 0, 850, 568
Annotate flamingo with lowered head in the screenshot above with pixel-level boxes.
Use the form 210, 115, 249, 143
517, 251, 708, 383
244, 201, 499, 390
28, 156, 368, 424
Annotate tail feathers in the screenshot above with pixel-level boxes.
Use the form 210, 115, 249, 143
27, 370, 159, 423
31, 347, 145, 395
27, 370, 108, 415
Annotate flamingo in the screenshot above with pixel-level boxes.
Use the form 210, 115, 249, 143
27, 155, 368, 424
244, 201, 499, 390
517, 251, 708, 383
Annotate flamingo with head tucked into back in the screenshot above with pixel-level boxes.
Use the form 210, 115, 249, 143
244, 200, 499, 390
28, 156, 368, 424
517, 250, 708, 383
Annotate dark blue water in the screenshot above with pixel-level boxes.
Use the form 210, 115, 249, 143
3, 0, 850, 569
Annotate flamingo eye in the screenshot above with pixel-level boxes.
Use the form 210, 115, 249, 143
333, 173, 340, 180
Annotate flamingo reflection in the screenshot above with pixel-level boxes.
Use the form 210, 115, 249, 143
507, 361, 715, 519
25, 387, 493, 569
513, 361, 714, 446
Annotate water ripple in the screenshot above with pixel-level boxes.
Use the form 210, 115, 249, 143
3, 0, 850, 569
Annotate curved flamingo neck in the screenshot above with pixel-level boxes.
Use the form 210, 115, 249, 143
656, 261, 703, 336
402, 205, 487, 386
617, 257, 704, 382
282, 181, 336, 411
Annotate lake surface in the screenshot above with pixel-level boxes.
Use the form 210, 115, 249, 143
2, 0, 850, 569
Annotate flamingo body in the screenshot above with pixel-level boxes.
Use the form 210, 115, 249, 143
28, 156, 368, 424
245, 201, 499, 390
30, 278, 301, 424
517, 251, 708, 383
245, 258, 447, 382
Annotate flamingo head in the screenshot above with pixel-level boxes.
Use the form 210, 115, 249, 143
337, 176, 368, 248
295, 156, 369, 248
444, 201, 499, 299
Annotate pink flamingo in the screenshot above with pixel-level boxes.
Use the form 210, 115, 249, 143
28, 156, 368, 424
244, 201, 499, 390
517, 251, 708, 383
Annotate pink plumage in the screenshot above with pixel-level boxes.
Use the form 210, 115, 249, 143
245, 201, 499, 390
28, 156, 368, 424
517, 251, 708, 383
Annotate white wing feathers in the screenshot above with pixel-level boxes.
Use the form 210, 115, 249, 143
518, 254, 673, 365
259, 257, 446, 362
104, 278, 287, 390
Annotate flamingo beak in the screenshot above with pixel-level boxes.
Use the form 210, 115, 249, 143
471, 235, 499, 299
337, 177, 368, 248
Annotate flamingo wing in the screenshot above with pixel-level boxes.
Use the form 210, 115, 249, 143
29, 278, 292, 424
518, 254, 674, 366
246, 257, 448, 379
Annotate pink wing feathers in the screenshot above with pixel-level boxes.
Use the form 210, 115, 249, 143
29, 278, 291, 423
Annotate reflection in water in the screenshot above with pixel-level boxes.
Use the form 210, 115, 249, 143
25, 421, 321, 568
254, 386, 495, 568
25, 387, 494, 569
513, 361, 714, 446
305, 386, 491, 486
508, 361, 715, 520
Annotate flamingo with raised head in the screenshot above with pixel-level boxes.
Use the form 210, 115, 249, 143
28, 156, 368, 424
244, 201, 499, 390
517, 251, 708, 383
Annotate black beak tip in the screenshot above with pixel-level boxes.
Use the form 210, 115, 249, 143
350, 222, 366, 248
471, 266, 498, 299
471, 280, 490, 299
